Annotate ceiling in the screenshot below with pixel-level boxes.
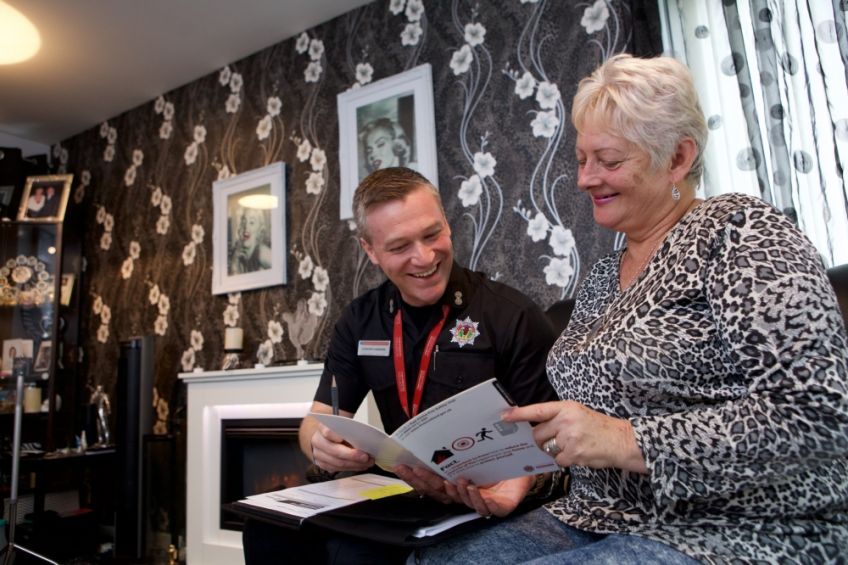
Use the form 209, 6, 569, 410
0, 0, 372, 147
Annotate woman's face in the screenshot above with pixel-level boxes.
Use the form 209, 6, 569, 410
32, 188, 44, 203
238, 210, 263, 252
365, 126, 398, 171
575, 127, 671, 237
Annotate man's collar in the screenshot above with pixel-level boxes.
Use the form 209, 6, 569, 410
384, 262, 477, 314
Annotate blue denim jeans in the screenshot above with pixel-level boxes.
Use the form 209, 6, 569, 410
411, 507, 699, 565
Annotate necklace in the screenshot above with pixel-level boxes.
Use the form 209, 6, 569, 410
619, 238, 662, 291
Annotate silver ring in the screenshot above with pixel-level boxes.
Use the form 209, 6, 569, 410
543, 437, 562, 457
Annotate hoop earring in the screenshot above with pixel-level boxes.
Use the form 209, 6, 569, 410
671, 185, 681, 201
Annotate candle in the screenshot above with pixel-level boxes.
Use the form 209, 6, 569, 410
224, 327, 243, 350
24, 385, 42, 413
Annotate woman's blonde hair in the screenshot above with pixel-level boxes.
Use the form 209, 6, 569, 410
572, 54, 708, 186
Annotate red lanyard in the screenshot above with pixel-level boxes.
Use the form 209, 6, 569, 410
392, 304, 450, 419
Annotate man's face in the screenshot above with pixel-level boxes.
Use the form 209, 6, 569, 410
360, 186, 453, 307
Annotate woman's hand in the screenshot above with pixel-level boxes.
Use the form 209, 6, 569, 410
444, 476, 534, 518
503, 401, 648, 474
309, 424, 374, 473
394, 465, 454, 504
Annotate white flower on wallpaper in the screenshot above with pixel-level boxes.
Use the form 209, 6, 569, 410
101, 305, 112, 324
306, 172, 324, 195
180, 348, 196, 372
304, 61, 322, 83
75, 169, 91, 204
355, 63, 374, 85
96, 206, 106, 224
184, 142, 199, 165
156, 215, 170, 235
163, 102, 175, 121
228, 292, 241, 304
256, 115, 272, 140
160, 195, 172, 215
308, 291, 327, 316
92, 294, 111, 344
549, 226, 576, 256
308, 38, 325, 61
223, 303, 240, 327
92, 295, 103, 315
107, 127, 118, 145
298, 255, 314, 279
99, 122, 109, 138
156, 295, 169, 317
527, 212, 549, 242
154, 96, 166, 114
267, 320, 284, 344
450, 45, 473, 75
582, 0, 610, 34
531, 110, 560, 138
230, 72, 244, 93
190, 329, 204, 351
225, 94, 241, 113
296, 138, 312, 162
219, 66, 232, 85
103, 213, 114, 232
405, 0, 424, 21
295, 32, 310, 54
459, 175, 483, 207
535, 81, 561, 110
217, 165, 232, 180
191, 224, 204, 244
267, 96, 282, 117
256, 340, 274, 366
401, 22, 423, 46
103, 145, 115, 162
96, 324, 109, 343
310, 147, 327, 171
154, 315, 168, 336
182, 241, 196, 265
153, 396, 169, 435
473, 151, 497, 178
124, 165, 137, 187
193, 125, 207, 144
100, 231, 112, 251
464, 23, 486, 46
132, 149, 144, 166
389, 0, 406, 15
150, 186, 162, 207
120, 258, 134, 279
544, 257, 574, 287
81, 170, 91, 185
159, 120, 173, 140
311, 266, 329, 292
148, 284, 161, 305
129, 241, 140, 260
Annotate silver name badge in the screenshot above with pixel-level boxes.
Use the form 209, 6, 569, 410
357, 340, 391, 357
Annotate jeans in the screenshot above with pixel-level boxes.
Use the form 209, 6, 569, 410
411, 507, 699, 565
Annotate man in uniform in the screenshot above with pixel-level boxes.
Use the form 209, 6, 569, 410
244, 167, 557, 564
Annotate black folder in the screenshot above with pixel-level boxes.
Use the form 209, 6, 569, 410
226, 491, 489, 547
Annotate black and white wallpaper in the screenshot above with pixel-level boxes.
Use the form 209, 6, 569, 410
56, 0, 660, 431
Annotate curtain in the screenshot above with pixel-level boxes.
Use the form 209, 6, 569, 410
659, 0, 848, 267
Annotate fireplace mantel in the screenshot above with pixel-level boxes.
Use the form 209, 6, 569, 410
179, 363, 379, 565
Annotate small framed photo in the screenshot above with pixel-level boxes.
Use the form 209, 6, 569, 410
2, 338, 34, 375
212, 162, 287, 295
60, 273, 75, 306
17, 174, 73, 222
33, 341, 52, 373
337, 63, 438, 220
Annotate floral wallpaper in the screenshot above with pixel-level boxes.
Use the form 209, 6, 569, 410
55, 0, 659, 431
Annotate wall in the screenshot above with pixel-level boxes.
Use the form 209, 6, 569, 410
58, 0, 659, 432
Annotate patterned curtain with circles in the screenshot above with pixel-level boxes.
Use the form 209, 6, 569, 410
660, 0, 848, 267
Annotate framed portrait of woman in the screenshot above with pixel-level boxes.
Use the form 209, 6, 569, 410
16, 174, 73, 222
337, 63, 438, 220
211, 162, 287, 295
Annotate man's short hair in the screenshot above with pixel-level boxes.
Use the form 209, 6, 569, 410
353, 167, 443, 241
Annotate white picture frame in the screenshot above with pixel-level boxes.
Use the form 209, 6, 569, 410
337, 63, 438, 220
212, 162, 287, 295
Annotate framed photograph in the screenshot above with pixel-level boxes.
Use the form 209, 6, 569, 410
60, 273, 75, 306
212, 162, 287, 295
17, 174, 73, 222
2, 338, 33, 375
337, 63, 438, 220
33, 341, 52, 372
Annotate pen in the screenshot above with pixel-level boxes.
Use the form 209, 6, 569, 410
331, 374, 339, 416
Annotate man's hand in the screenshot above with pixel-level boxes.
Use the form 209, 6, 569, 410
309, 424, 374, 473
393, 465, 454, 505
444, 476, 534, 517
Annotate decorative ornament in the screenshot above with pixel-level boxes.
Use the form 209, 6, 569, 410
450, 316, 480, 348
671, 184, 681, 201
453, 291, 463, 306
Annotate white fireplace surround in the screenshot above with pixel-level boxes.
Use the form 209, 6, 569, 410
179, 364, 379, 565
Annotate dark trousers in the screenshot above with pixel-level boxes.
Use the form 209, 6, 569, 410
242, 518, 411, 565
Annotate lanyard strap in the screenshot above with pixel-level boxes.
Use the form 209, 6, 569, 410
392, 304, 450, 419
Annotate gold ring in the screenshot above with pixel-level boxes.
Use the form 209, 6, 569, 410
543, 437, 562, 457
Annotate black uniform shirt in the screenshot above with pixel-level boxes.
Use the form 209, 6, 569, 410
316, 263, 557, 434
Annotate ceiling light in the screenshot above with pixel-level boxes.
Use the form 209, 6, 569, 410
238, 194, 278, 210
0, 1, 41, 65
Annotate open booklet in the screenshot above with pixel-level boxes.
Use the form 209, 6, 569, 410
313, 378, 557, 485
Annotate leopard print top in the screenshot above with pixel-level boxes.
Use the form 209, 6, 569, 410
545, 193, 848, 563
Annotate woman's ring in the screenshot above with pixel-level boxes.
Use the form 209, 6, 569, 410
543, 437, 562, 457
